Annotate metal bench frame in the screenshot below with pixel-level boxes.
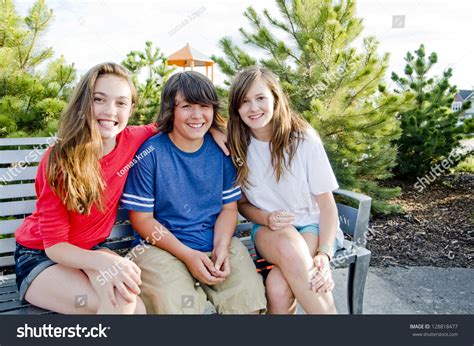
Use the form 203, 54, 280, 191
0, 137, 371, 314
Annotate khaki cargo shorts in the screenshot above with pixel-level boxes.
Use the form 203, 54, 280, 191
132, 237, 267, 314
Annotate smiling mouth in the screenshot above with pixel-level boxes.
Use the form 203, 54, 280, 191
187, 123, 205, 129
249, 113, 263, 120
97, 119, 118, 128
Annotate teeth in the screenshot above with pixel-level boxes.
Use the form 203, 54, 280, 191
249, 114, 263, 120
98, 120, 117, 128
188, 123, 204, 128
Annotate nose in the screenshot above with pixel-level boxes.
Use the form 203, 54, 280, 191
189, 105, 203, 118
103, 102, 117, 115
249, 100, 259, 112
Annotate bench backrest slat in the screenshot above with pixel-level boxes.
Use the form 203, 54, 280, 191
0, 238, 15, 254
0, 220, 24, 236
108, 224, 133, 239
0, 166, 40, 182
0, 183, 36, 199
115, 208, 129, 222
105, 239, 134, 251
0, 200, 36, 217
0, 138, 51, 146
0, 256, 15, 268
0, 150, 45, 164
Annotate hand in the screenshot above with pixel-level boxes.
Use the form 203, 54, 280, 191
182, 249, 225, 285
95, 251, 142, 307
211, 245, 231, 279
267, 210, 295, 231
310, 253, 334, 293
209, 127, 229, 156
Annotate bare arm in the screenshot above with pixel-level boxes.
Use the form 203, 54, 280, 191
213, 201, 238, 250
45, 242, 123, 272
211, 202, 238, 278
209, 127, 229, 156
238, 192, 294, 230
237, 192, 270, 226
311, 191, 338, 293
314, 191, 338, 251
45, 242, 142, 305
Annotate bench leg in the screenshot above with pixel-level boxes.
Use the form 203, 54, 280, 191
347, 248, 371, 315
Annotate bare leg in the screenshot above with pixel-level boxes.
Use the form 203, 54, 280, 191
265, 233, 334, 314
255, 226, 336, 314
265, 266, 297, 314
25, 264, 145, 314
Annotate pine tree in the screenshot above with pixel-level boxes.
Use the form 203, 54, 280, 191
122, 41, 175, 125
0, 0, 76, 137
392, 44, 473, 179
213, 0, 412, 213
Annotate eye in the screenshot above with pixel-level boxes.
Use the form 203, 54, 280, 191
94, 97, 104, 103
257, 96, 266, 101
117, 101, 128, 107
181, 104, 191, 109
242, 99, 249, 104
201, 104, 211, 108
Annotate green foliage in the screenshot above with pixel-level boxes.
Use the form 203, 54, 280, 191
122, 41, 175, 125
392, 44, 473, 179
452, 155, 474, 173
213, 0, 413, 213
0, 0, 76, 138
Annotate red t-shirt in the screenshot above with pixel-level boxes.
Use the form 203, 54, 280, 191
15, 125, 157, 250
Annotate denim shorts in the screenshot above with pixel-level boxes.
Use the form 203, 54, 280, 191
14, 242, 106, 302
250, 223, 343, 250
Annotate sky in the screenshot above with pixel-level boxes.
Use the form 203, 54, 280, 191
14, 0, 474, 90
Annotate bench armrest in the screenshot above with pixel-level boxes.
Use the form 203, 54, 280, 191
333, 189, 372, 248
333, 189, 372, 203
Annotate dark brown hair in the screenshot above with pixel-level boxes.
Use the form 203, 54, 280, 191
157, 71, 226, 133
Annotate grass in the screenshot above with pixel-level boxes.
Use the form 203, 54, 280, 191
452, 155, 474, 173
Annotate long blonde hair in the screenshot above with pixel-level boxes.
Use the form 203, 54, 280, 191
47, 62, 137, 214
227, 66, 310, 187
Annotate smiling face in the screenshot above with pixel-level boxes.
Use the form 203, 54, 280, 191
169, 92, 213, 151
93, 74, 133, 141
238, 79, 275, 141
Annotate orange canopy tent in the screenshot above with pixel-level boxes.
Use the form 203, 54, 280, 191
167, 43, 215, 82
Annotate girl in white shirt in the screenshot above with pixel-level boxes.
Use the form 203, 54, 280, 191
227, 66, 343, 314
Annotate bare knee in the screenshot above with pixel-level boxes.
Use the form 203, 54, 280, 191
266, 275, 293, 302
274, 229, 308, 265
24, 268, 100, 315
265, 268, 295, 313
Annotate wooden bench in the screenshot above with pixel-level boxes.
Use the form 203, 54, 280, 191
0, 137, 372, 314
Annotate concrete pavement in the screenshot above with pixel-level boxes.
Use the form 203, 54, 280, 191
329, 266, 474, 314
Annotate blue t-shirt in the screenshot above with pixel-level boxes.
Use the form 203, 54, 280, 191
121, 132, 241, 251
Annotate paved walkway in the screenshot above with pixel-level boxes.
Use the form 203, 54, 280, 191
327, 266, 473, 314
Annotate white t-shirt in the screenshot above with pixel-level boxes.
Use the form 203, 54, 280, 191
243, 128, 344, 245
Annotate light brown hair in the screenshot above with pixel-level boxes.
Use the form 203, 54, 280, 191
227, 66, 310, 187
47, 62, 137, 214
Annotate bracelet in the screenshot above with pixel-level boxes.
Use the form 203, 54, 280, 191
317, 244, 335, 260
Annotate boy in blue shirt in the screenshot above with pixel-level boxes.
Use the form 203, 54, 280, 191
121, 71, 266, 314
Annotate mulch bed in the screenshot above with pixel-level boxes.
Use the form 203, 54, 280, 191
368, 173, 473, 268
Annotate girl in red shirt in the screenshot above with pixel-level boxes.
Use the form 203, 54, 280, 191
14, 62, 228, 314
